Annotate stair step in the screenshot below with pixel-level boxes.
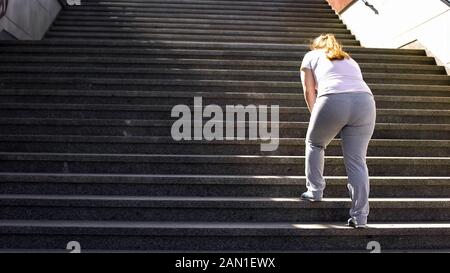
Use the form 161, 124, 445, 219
76, 0, 331, 7
0, 75, 450, 91
52, 18, 343, 33
0, 62, 444, 75
1, 195, 449, 222
53, 16, 347, 29
0, 118, 447, 139
2, 68, 448, 85
46, 31, 360, 45
1, 51, 433, 64
374, 95, 450, 108
85, 0, 330, 8
2, 90, 449, 108
53, 20, 352, 34
57, 9, 340, 21
0, 136, 447, 157
2, 78, 449, 96
0, 153, 448, 176
1, 220, 450, 251
62, 5, 338, 17
78, 1, 332, 12
79, 2, 334, 14
0, 40, 424, 55
48, 26, 356, 40
1, 173, 448, 198
0, 103, 448, 123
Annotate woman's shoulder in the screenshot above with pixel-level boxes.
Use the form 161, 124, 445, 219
306, 49, 325, 56
303, 49, 324, 62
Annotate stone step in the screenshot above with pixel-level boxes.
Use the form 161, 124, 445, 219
79, 1, 332, 12
1, 220, 450, 251
0, 89, 450, 109
372, 95, 450, 108
1, 90, 449, 109
0, 103, 448, 124
0, 136, 447, 157
46, 31, 360, 45
64, 5, 338, 17
0, 53, 435, 66
53, 20, 352, 34
2, 68, 448, 85
52, 16, 348, 29
48, 26, 356, 40
0, 153, 448, 176
0, 39, 425, 55
3, 248, 449, 253
52, 18, 343, 34
57, 8, 340, 20
0, 119, 447, 139
1, 195, 449, 222
0, 60, 442, 74
94, 0, 330, 8
78, 0, 331, 8
1, 173, 448, 198
2, 78, 449, 97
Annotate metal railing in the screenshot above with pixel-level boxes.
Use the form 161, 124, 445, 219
361, 0, 379, 14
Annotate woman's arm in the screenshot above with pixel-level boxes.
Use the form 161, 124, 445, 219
300, 68, 317, 113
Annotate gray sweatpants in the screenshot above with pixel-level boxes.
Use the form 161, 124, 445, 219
305, 92, 376, 225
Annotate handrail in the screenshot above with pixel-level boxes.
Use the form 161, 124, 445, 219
361, 0, 379, 14
442, 0, 450, 7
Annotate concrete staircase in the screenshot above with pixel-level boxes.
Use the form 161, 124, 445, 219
0, 0, 449, 252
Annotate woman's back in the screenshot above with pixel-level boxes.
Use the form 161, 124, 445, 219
301, 49, 373, 98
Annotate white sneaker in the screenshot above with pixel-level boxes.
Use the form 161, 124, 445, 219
347, 218, 367, 229
300, 191, 323, 202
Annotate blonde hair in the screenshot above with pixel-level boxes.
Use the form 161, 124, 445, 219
310, 34, 350, 61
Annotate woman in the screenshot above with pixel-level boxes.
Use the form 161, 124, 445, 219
299, 34, 376, 228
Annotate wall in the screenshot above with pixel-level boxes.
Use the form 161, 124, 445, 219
337, 0, 450, 73
327, 0, 356, 14
0, 0, 61, 40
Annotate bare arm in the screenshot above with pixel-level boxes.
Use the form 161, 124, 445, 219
300, 68, 317, 113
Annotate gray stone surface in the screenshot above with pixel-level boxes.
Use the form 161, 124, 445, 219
1, 173, 449, 197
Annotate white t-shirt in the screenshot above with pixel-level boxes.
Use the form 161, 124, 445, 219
300, 49, 373, 98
